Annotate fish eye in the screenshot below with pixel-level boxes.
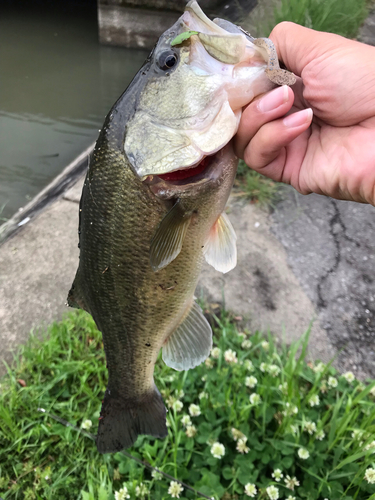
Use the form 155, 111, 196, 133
158, 51, 178, 71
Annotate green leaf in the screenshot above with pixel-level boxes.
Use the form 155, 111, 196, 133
170, 31, 199, 46
281, 456, 294, 468
222, 466, 235, 480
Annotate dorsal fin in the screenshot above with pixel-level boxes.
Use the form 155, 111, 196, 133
162, 301, 212, 371
150, 200, 192, 271
203, 212, 237, 274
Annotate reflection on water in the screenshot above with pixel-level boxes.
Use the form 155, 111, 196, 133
0, 3, 148, 220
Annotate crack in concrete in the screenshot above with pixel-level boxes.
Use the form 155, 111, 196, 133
316, 201, 341, 308
316, 200, 361, 309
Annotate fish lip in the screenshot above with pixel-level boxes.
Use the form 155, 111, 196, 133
144, 142, 235, 199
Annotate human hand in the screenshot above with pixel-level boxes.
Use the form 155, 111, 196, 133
234, 22, 375, 205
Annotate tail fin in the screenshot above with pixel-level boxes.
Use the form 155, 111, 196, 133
96, 386, 168, 453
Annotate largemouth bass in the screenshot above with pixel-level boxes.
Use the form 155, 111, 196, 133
68, 0, 295, 453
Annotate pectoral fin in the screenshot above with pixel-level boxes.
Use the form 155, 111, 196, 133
203, 212, 237, 274
162, 301, 212, 371
150, 201, 192, 271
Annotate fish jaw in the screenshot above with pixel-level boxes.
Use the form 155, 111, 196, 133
124, 3, 277, 180
143, 141, 237, 201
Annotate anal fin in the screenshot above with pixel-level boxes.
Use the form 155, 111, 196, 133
162, 301, 212, 371
67, 273, 90, 313
203, 212, 237, 274
150, 200, 192, 271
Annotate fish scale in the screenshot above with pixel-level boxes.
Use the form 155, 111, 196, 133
68, 0, 295, 452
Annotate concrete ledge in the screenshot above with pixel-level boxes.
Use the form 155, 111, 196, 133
0, 143, 94, 246
98, 5, 181, 48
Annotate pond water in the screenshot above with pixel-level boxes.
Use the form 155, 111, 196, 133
0, 3, 148, 221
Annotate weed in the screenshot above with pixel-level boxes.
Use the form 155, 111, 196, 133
268, 0, 368, 38
0, 311, 375, 499
235, 160, 281, 207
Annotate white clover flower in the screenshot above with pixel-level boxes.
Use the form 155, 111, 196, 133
231, 427, 246, 441
308, 394, 320, 407
282, 403, 298, 416
289, 425, 298, 436
236, 438, 249, 454
135, 483, 149, 498
298, 448, 310, 459
188, 404, 201, 417
370, 386, 375, 396
151, 470, 162, 480
211, 441, 225, 459
278, 382, 288, 395
364, 467, 375, 484
244, 359, 255, 371
168, 481, 184, 498
284, 475, 300, 490
313, 362, 325, 373
201, 375, 207, 382
316, 429, 325, 440
166, 396, 176, 408
304, 421, 317, 435
81, 419, 92, 430
181, 415, 192, 427
245, 376, 258, 388
185, 425, 197, 438
211, 347, 221, 358
271, 469, 283, 482
343, 371, 355, 383
115, 487, 130, 500
224, 349, 238, 364
249, 393, 261, 405
205, 357, 214, 368
175, 389, 184, 399
268, 364, 281, 377
286, 496, 296, 500
241, 339, 252, 349
328, 376, 338, 388
174, 400, 183, 412
364, 440, 375, 452
266, 485, 279, 500
199, 391, 208, 399
261, 341, 270, 351
320, 380, 328, 393
351, 429, 363, 439
244, 483, 257, 497
260, 362, 268, 372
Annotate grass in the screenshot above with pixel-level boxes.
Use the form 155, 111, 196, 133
0, 310, 375, 499
234, 160, 281, 207
270, 0, 368, 38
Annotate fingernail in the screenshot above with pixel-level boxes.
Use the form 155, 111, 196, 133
283, 108, 313, 128
258, 85, 289, 112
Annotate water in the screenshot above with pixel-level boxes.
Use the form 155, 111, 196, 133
0, 3, 148, 221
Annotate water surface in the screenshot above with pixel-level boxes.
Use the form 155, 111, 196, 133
0, 3, 148, 220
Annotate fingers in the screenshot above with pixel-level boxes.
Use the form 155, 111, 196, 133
240, 107, 313, 183
234, 85, 294, 158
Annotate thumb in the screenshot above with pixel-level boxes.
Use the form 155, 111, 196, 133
269, 22, 340, 78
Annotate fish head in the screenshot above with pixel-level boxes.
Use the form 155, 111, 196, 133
124, 0, 295, 198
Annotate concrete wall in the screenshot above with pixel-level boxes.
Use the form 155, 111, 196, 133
98, 0, 258, 49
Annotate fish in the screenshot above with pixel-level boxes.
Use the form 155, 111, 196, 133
67, 0, 295, 453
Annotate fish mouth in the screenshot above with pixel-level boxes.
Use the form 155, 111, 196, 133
143, 142, 235, 199
156, 155, 212, 184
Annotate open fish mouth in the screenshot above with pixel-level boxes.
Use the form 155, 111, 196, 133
143, 142, 236, 201
157, 155, 211, 183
